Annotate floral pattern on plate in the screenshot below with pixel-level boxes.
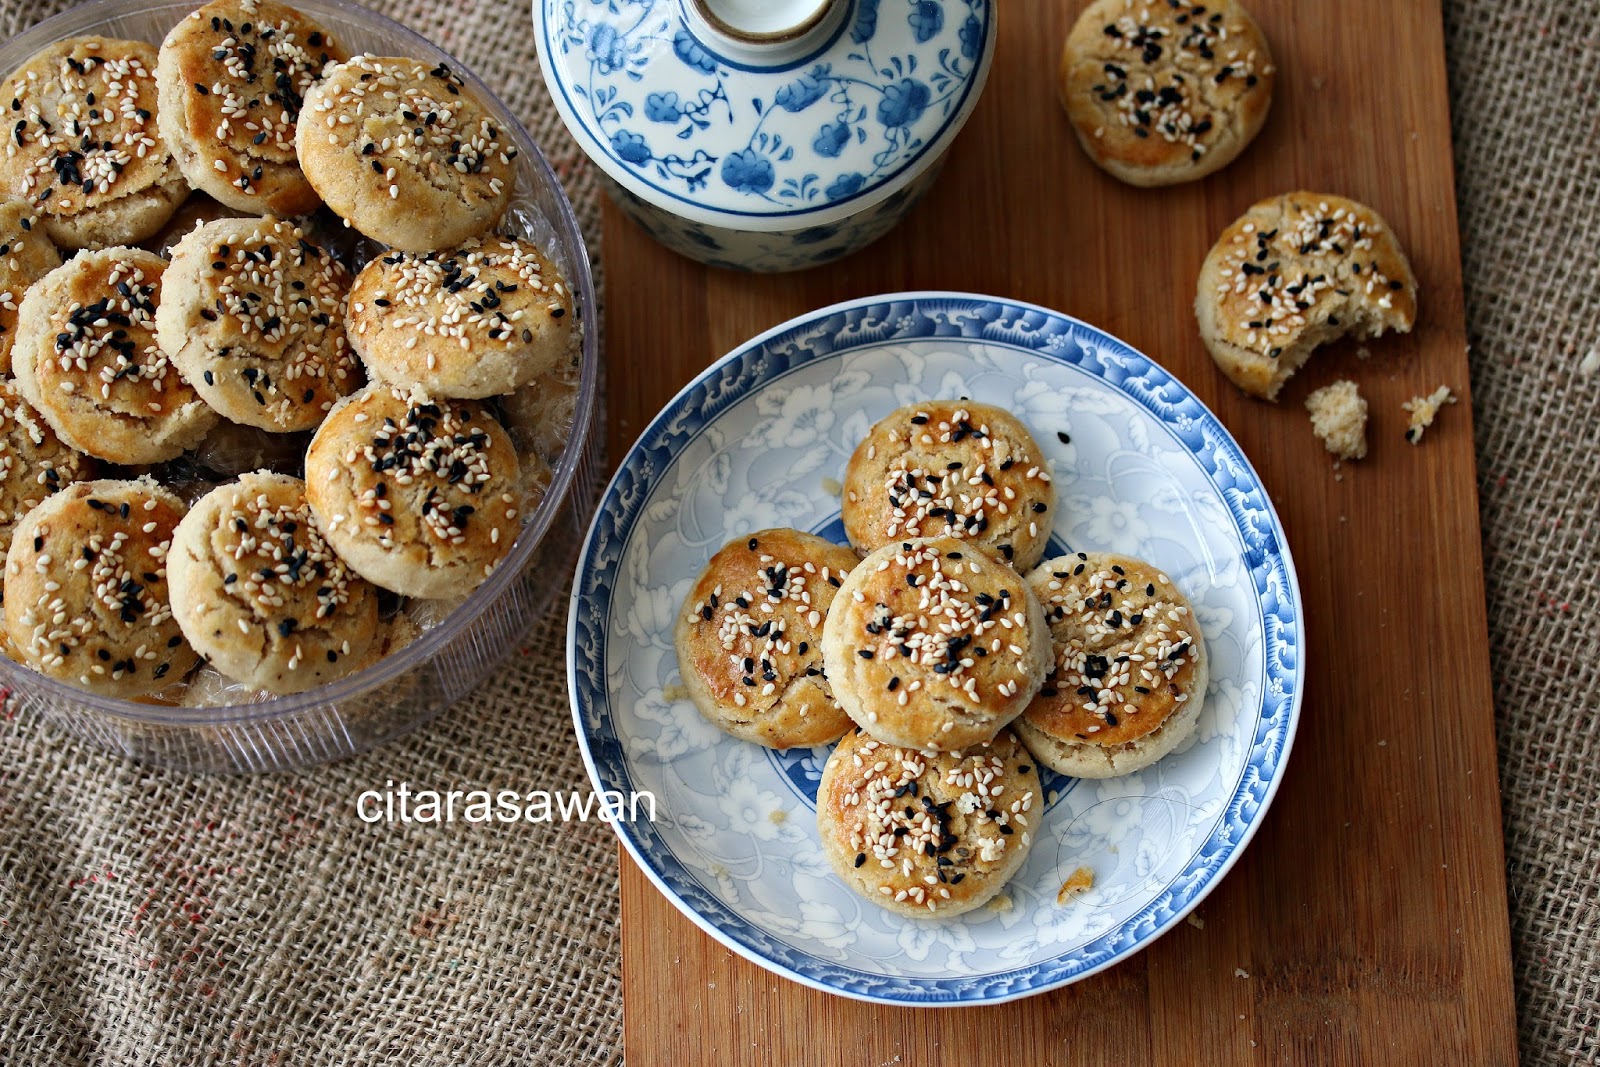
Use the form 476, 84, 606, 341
569, 293, 1302, 1004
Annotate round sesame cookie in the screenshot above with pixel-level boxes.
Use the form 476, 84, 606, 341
295, 56, 515, 252
167, 471, 380, 694
156, 0, 347, 217
674, 528, 857, 750
817, 728, 1041, 918
0, 379, 93, 579
348, 236, 574, 399
842, 400, 1057, 572
3, 477, 196, 697
0, 37, 188, 250
0, 199, 61, 375
1016, 552, 1207, 778
1196, 191, 1419, 400
156, 215, 360, 431
820, 537, 1051, 754
1060, 0, 1274, 187
12, 247, 218, 464
303, 384, 522, 598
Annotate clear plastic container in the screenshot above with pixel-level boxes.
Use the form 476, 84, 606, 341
0, 0, 599, 772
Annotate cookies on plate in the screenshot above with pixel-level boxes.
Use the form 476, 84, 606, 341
303, 384, 521, 598
156, 0, 346, 216
156, 215, 361, 431
0, 380, 92, 573
0, 199, 61, 375
1196, 191, 1419, 399
3, 477, 196, 697
0, 37, 188, 249
168, 471, 380, 693
817, 728, 1041, 918
1015, 552, 1206, 778
13, 246, 218, 463
296, 55, 515, 251
1060, 0, 1275, 187
348, 236, 573, 398
842, 400, 1057, 572
675, 528, 857, 750
821, 537, 1051, 753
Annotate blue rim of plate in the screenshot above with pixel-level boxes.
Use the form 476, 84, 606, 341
567, 292, 1303, 1006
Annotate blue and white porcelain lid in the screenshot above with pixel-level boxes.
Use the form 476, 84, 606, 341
534, 0, 995, 231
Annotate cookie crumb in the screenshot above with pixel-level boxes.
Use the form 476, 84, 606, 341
1186, 913, 1206, 930
1403, 385, 1456, 444
661, 683, 689, 702
1235, 967, 1251, 979
1305, 380, 1367, 461
1057, 866, 1095, 904
1579, 347, 1600, 378
821, 476, 843, 496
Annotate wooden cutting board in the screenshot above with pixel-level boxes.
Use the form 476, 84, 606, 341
600, 1, 1519, 1062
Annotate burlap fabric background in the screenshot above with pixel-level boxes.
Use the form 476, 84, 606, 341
0, 0, 1592, 1063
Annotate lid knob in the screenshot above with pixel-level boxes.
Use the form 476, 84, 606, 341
681, 0, 847, 61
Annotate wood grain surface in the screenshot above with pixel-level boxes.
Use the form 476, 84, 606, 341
601, 1, 1519, 1063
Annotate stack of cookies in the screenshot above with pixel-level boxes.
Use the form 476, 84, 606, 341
676, 401, 1209, 919
0, 0, 582, 705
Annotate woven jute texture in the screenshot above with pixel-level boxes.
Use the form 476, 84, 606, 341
0, 0, 1594, 1064
1445, 1, 1600, 1061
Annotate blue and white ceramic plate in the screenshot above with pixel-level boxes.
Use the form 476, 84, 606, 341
568, 293, 1303, 1005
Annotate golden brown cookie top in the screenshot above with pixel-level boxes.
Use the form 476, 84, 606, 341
842, 400, 1057, 572
1021, 552, 1203, 748
0, 38, 171, 223
348, 235, 572, 398
158, 0, 345, 207
1205, 191, 1418, 364
819, 728, 1040, 916
157, 215, 358, 431
304, 385, 521, 597
168, 471, 380, 693
13, 246, 216, 463
821, 537, 1051, 752
1061, 0, 1274, 181
4, 477, 196, 696
297, 56, 515, 251
674, 528, 856, 749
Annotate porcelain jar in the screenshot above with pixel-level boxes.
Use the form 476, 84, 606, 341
533, 0, 996, 271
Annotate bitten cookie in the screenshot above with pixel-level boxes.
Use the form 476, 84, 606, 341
1016, 552, 1207, 778
156, 215, 360, 431
820, 537, 1051, 753
817, 728, 1041, 918
842, 401, 1057, 572
296, 56, 515, 251
0, 199, 61, 374
1196, 191, 1419, 399
0, 380, 92, 574
13, 247, 218, 463
674, 528, 857, 750
168, 471, 380, 693
303, 385, 521, 598
349, 236, 573, 398
156, 0, 346, 216
3, 477, 196, 697
1060, 0, 1275, 187
0, 37, 188, 249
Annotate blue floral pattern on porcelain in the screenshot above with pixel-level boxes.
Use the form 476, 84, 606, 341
568, 295, 1305, 1004
536, 0, 994, 270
